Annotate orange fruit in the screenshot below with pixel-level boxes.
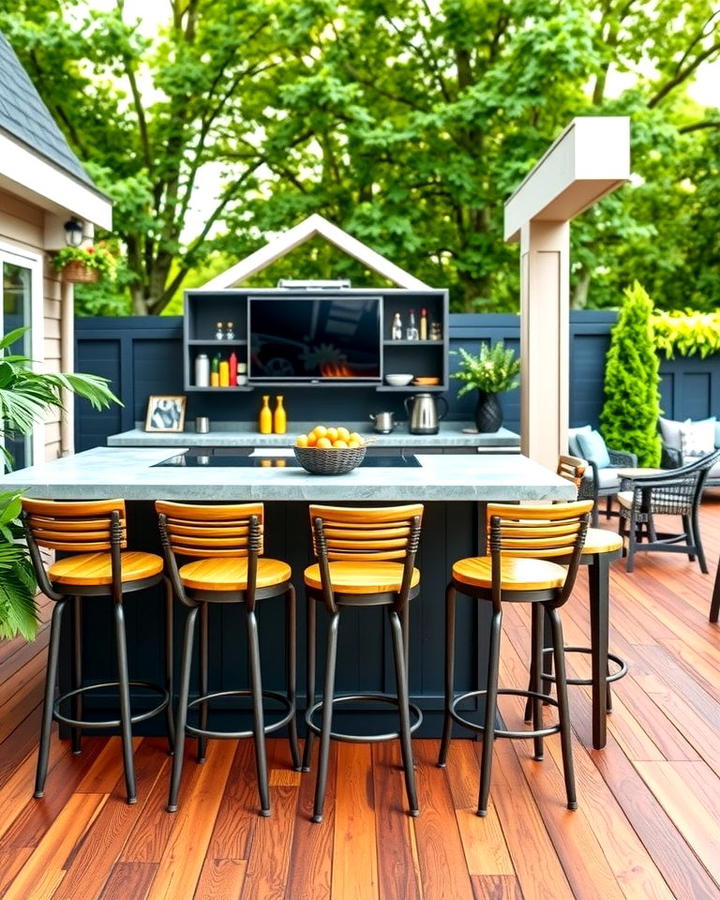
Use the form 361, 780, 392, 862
295, 434, 309, 447
333, 439, 348, 449
326, 427, 339, 442
337, 426, 350, 441
316, 436, 332, 449
313, 425, 328, 438
306, 433, 318, 447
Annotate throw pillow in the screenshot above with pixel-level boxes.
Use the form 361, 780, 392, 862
568, 425, 592, 458
658, 416, 685, 451
576, 429, 611, 469
679, 419, 716, 458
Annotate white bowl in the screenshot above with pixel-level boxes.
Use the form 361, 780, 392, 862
385, 373, 414, 386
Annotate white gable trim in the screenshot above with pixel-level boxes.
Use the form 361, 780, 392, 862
0, 133, 112, 232
201, 213, 430, 290
504, 117, 630, 242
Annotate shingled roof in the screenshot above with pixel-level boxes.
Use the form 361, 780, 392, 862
0, 31, 95, 189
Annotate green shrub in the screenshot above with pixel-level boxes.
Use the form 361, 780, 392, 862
651, 310, 720, 358
599, 282, 662, 467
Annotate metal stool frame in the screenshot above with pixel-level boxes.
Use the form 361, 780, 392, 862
22, 501, 174, 806
158, 502, 300, 817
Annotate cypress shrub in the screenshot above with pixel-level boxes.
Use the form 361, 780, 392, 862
599, 281, 662, 466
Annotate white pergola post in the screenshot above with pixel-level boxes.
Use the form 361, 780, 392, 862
505, 117, 630, 467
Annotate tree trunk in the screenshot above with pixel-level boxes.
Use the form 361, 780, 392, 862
131, 287, 150, 315
571, 268, 591, 309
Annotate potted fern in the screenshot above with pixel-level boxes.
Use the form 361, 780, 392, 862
0, 327, 119, 640
452, 341, 520, 432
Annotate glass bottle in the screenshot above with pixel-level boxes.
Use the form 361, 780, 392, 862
406, 309, 419, 341
215, 321, 224, 340
273, 395, 287, 434
259, 394, 272, 434
420, 307, 428, 340
225, 321, 235, 340
391, 312, 403, 340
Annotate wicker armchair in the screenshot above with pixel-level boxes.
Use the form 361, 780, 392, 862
577, 449, 638, 526
617, 449, 720, 573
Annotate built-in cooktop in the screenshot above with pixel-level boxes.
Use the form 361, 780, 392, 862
153, 452, 421, 468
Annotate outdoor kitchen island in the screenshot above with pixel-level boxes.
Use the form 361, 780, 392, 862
1, 446, 575, 737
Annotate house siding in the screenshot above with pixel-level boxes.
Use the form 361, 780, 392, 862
0, 187, 68, 462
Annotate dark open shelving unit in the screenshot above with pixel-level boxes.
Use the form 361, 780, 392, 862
183, 287, 449, 393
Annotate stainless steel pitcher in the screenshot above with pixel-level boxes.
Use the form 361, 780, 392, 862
369, 411, 397, 434
404, 393, 448, 434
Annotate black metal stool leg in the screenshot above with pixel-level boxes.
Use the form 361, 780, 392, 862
113, 601, 137, 804
530, 604, 544, 761
524, 603, 545, 724
71, 596, 83, 756
301, 593, 316, 773
35, 600, 65, 798
286, 585, 301, 771
682, 514, 696, 562
198, 603, 209, 763
692, 507, 708, 573
164, 577, 175, 754
710, 562, 720, 623
168, 606, 198, 812
547, 607, 577, 810
389, 609, 419, 816
477, 607, 502, 817
313, 611, 339, 824
438, 584, 456, 767
247, 608, 270, 816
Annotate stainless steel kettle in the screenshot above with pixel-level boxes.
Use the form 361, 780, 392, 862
404, 393, 448, 435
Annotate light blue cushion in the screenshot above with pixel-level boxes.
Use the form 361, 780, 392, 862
576, 429, 611, 469
568, 425, 592, 458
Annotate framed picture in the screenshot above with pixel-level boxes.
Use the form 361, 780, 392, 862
144, 395, 187, 433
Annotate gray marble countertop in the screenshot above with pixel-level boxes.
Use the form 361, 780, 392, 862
107, 422, 520, 449
0, 447, 574, 502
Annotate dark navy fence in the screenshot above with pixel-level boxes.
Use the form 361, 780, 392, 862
74, 312, 720, 451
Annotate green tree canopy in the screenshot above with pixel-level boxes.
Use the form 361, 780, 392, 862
2, 0, 719, 314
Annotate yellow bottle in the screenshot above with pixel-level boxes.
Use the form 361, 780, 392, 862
273, 395, 287, 434
259, 395, 272, 434
219, 360, 229, 387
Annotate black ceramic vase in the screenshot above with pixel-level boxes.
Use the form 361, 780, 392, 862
475, 391, 502, 433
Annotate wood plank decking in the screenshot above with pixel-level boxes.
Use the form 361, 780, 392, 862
1, 498, 720, 899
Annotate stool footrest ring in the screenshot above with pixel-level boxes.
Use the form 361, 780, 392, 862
449, 688, 561, 740
53, 680, 169, 730
184, 689, 295, 740
305, 693, 423, 744
539, 646, 628, 686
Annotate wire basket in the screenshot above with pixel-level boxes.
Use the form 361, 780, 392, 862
294, 445, 366, 475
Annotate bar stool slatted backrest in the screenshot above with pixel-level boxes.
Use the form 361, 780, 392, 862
308, 504, 423, 612
156, 501, 264, 607
556, 454, 587, 490
486, 501, 593, 604
22, 498, 127, 599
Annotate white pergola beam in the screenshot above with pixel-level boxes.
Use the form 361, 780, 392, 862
504, 116, 630, 468
201, 213, 430, 290
504, 117, 630, 242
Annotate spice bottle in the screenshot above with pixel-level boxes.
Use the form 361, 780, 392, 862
259, 395, 272, 434
420, 307, 428, 340
219, 357, 230, 387
229, 351, 238, 386
406, 309, 419, 340
215, 321, 224, 340
391, 312, 403, 340
210, 353, 220, 387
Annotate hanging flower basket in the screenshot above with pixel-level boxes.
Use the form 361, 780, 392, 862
60, 260, 100, 284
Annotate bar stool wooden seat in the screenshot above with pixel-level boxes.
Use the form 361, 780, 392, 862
523, 456, 628, 742
302, 504, 423, 824
21, 498, 174, 805
438, 500, 592, 817
157, 501, 300, 816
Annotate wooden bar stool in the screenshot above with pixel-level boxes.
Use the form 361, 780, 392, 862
302, 504, 423, 824
524, 456, 627, 748
21, 498, 173, 805
438, 500, 592, 817
157, 501, 300, 816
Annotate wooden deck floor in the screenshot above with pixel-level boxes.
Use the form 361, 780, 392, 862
1, 498, 720, 899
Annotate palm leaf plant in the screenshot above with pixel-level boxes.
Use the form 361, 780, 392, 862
0, 327, 120, 639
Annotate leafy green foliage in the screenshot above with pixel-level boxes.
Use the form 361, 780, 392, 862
599, 283, 662, 466
452, 341, 520, 397
52, 243, 117, 277
0, 328, 120, 640
2, 1, 719, 313
652, 310, 720, 358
